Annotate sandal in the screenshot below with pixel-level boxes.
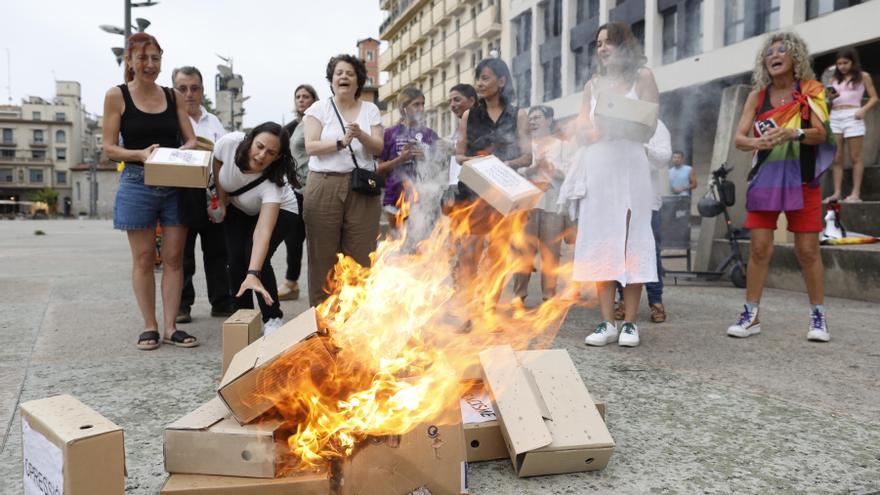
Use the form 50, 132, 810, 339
137, 331, 161, 351
164, 330, 199, 348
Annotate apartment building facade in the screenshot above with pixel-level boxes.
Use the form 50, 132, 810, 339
378, 0, 504, 136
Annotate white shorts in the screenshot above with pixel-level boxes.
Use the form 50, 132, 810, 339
830, 108, 866, 138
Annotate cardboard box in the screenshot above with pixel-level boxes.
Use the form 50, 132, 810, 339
338, 414, 468, 495
161, 471, 331, 495
195, 136, 214, 152
458, 155, 543, 215
164, 398, 287, 478
223, 309, 262, 375
20, 394, 125, 495
593, 92, 659, 143
479, 346, 615, 477
218, 307, 334, 424
145, 147, 211, 188
460, 380, 607, 463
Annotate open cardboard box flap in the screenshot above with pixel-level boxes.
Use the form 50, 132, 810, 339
479, 346, 615, 477
218, 308, 327, 424
161, 470, 330, 495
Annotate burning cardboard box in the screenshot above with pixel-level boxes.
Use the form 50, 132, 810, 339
164, 397, 291, 478
218, 307, 334, 424
20, 394, 125, 495
479, 346, 615, 477
145, 147, 211, 188
458, 155, 543, 215
593, 92, 659, 143
161, 471, 331, 495
222, 309, 262, 375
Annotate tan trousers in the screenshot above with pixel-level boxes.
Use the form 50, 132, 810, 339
512, 209, 565, 300
303, 171, 381, 306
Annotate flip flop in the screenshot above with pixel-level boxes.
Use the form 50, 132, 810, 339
163, 330, 199, 348
137, 331, 161, 351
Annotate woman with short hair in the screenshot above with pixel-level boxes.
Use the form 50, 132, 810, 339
213, 122, 300, 336
102, 32, 198, 350
303, 54, 384, 306
728, 32, 834, 342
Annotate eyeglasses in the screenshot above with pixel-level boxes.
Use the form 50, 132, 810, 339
764, 45, 788, 58
176, 85, 203, 93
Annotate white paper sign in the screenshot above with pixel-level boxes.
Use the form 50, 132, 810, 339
150, 147, 209, 166
471, 157, 537, 198
459, 387, 497, 425
22, 417, 64, 495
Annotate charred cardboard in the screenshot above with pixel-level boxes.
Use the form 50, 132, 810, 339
164, 397, 285, 478
218, 307, 333, 424
160, 471, 331, 495
223, 309, 262, 376
20, 394, 125, 495
459, 155, 543, 215
460, 380, 607, 463
145, 147, 211, 188
594, 92, 659, 143
338, 410, 468, 495
479, 346, 615, 477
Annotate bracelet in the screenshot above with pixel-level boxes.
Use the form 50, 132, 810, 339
246, 269, 261, 279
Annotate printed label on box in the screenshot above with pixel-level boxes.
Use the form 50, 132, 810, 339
460, 387, 497, 425
151, 148, 208, 166
472, 159, 535, 197
22, 417, 64, 495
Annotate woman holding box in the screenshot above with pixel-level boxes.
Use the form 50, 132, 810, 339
558, 22, 659, 348
102, 32, 198, 350
212, 123, 300, 337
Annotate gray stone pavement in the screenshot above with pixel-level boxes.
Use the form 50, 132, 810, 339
1, 219, 878, 494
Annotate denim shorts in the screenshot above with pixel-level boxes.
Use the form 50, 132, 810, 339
113, 165, 182, 230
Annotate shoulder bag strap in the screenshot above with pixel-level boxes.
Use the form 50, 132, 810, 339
228, 173, 269, 197
329, 98, 361, 170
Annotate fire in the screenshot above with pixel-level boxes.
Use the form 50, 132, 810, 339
259, 196, 584, 472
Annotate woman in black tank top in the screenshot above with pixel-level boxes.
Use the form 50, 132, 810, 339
102, 33, 198, 351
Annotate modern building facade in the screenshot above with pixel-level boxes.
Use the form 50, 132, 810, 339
378, 0, 504, 135
0, 81, 91, 209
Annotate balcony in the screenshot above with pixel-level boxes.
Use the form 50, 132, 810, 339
457, 19, 479, 51
381, 111, 394, 129
409, 60, 421, 82
444, 31, 458, 58
379, 47, 394, 71
393, 72, 403, 92
410, 18, 423, 41
444, 0, 462, 16
378, 81, 395, 103
475, 5, 501, 38
431, 0, 445, 24
420, 51, 433, 74
420, 8, 434, 35
444, 76, 458, 95
431, 84, 445, 107
29, 140, 48, 148
431, 42, 445, 68
0, 140, 16, 147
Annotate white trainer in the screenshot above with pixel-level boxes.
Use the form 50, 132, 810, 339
263, 317, 284, 336
727, 305, 761, 338
618, 323, 640, 347
806, 307, 830, 342
585, 321, 618, 347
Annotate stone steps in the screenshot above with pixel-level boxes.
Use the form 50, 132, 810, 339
821, 164, 880, 201
837, 201, 880, 237
710, 239, 880, 302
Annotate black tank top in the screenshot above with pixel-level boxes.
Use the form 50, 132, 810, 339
118, 84, 181, 166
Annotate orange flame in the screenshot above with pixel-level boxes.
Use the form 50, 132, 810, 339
260, 196, 585, 471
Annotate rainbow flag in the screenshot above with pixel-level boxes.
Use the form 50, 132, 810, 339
746, 79, 835, 212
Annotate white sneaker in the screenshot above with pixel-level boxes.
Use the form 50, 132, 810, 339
727, 305, 761, 338
806, 307, 830, 342
263, 317, 284, 336
618, 323, 640, 347
585, 321, 618, 347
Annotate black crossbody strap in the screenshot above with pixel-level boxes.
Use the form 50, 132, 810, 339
228, 173, 269, 197
329, 98, 361, 170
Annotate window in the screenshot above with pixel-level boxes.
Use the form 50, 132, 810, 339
76, 181, 81, 201
807, 0, 862, 19
542, 57, 562, 101
2, 128, 11, 144
513, 12, 531, 55
682, 0, 703, 57
725, 0, 779, 45
662, 8, 677, 64
29, 168, 43, 183
1, 149, 14, 158
544, 0, 563, 38
32, 150, 46, 159
56, 148, 66, 160
0, 168, 12, 182
33, 129, 44, 143
55, 130, 66, 143
574, 41, 596, 89
56, 171, 67, 184
32, 111, 41, 120
576, 0, 600, 23
662, 0, 702, 64
55, 112, 66, 122
366, 50, 374, 61
631, 20, 645, 47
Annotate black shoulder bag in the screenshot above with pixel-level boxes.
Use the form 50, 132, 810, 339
329, 98, 384, 196
228, 174, 269, 197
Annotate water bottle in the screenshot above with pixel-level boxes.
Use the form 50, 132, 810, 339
208, 196, 224, 223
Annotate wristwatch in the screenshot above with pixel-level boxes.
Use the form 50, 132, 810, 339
336, 139, 345, 151
246, 269, 261, 279
795, 128, 806, 142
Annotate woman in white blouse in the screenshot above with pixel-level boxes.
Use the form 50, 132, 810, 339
212, 122, 299, 335
303, 54, 384, 306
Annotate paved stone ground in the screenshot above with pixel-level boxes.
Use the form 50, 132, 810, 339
1, 219, 878, 494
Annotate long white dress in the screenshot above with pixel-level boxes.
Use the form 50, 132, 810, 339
558, 82, 657, 285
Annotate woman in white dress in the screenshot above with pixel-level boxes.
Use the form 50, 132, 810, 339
559, 22, 659, 348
